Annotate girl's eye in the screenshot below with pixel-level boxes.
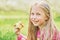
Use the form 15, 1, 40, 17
37, 13, 41, 15
31, 13, 34, 15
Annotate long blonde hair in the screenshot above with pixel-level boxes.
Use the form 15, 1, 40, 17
27, 1, 58, 40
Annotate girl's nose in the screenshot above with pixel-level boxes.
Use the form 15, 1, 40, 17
33, 15, 37, 19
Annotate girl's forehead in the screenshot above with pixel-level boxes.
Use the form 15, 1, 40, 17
31, 5, 45, 13
32, 5, 39, 10
31, 5, 49, 16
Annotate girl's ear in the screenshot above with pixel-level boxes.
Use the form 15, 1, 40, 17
45, 16, 49, 21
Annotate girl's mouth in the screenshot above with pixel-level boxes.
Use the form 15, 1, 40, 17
33, 21, 39, 23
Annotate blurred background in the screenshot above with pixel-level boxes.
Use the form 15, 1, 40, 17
0, 0, 60, 40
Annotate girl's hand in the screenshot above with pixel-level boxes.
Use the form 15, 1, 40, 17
14, 21, 24, 35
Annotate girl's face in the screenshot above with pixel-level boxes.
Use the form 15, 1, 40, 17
30, 5, 47, 26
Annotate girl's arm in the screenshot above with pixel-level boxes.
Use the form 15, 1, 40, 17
17, 33, 27, 40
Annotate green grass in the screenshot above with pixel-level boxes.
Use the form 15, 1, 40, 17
0, 10, 28, 40
54, 16, 60, 31
0, 10, 60, 40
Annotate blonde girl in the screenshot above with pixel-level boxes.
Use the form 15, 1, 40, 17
14, 0, 60, 40
27, 1, 60, 40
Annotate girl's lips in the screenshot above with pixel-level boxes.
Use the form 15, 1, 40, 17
33, 20, 39, 22
33, 21, 39, 23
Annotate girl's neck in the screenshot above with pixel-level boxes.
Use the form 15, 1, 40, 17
39, 23, 46, 31
38, 20, 49, 31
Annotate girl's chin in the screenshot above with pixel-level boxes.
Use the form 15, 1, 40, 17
33, 23, 39, 26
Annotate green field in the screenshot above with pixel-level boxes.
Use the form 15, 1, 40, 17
0, 10, 60, 40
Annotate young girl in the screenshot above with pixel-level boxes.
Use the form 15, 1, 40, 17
14, 1, 60, 40
27, 1, 60, 40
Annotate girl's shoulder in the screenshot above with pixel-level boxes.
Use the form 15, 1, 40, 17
17, 33, 27, 40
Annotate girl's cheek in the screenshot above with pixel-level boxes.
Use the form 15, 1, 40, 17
38, 17, 42, 20
30, 15, 33, 19
30, 16, 33, 21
